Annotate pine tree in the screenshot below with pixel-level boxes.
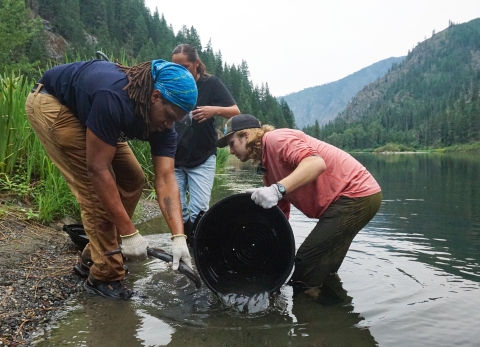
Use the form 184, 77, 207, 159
313, 120, 320, 139
0, 0, 42, 76
279, 99, 296, 129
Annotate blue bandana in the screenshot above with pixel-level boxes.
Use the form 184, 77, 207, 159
151, 59, 198, 112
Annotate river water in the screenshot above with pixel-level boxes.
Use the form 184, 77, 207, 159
39, 153, 480, 347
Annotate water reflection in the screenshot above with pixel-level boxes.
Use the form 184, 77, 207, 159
353, 152, 480, 282
134, 268, 377, 347
38, 153, 480, 347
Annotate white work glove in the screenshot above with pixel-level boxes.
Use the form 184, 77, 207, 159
170, 235, 193, 271
246, 185, 282, 209
120, 230, 148, 260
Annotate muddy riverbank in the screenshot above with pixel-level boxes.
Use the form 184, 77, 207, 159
0, 199, 161, 346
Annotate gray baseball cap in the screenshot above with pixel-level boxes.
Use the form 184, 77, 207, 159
216, 114, 261, 148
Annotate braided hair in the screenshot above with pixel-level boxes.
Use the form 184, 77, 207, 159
116, 61, 153, 135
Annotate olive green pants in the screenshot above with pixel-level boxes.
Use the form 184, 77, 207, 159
290, 191, 382, 288
25, 85, 145, 281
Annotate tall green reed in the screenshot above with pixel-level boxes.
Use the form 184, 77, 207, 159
129, 140, 154, 184
216, 147, 230, 171
35, 157, 80, 223
0, 72, 31, 176
0, 71, 79, 223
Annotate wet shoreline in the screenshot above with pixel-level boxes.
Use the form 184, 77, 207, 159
0, 199, 162, 346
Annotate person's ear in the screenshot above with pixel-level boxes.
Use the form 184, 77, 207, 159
151, 89, 161, 104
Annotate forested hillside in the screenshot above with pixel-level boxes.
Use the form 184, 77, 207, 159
317, 18, 480, 150
3, 1, 479, 151
1, 0, 295, 129
280, 56, 404, 129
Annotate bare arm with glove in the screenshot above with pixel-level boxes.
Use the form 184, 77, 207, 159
247, 156, 326, 209
153, 155, 193, 270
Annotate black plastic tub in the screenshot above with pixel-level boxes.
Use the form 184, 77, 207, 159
193, 193, 295, 295
63, 224, 89, 251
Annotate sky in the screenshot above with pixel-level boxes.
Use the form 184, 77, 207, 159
144, 0, 480, 97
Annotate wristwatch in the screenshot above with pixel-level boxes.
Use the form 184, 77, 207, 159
275, 183, 287, 197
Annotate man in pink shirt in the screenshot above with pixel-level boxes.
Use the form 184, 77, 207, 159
216, 114, 382, 294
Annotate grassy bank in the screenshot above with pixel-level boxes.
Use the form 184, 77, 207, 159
352, 142, 480, 154
0, 72, 78, 223
434, 142, 480, 153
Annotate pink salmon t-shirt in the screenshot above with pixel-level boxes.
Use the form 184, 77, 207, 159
261, 129, 381, 219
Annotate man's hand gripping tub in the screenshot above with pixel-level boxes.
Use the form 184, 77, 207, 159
170, 234, 193, 270
106, 233, 201, 289
120, 230, 148, 260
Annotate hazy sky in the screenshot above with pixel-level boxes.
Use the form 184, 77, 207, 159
145, 0, 479, 96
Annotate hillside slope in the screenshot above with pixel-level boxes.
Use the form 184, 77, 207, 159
321, 18, 480, 150
280, 56, 404, 128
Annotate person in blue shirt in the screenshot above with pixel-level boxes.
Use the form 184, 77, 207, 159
25, 59, 197, 300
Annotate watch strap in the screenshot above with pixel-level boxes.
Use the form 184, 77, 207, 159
275, 183, 287, 197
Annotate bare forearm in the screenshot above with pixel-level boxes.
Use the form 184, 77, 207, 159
214, 105, 241, 119
86, 129, 135, 236
192, 105, 240, 123
155, 177, 184, 236
278, 156, 326, 194
88, 169, 135, 236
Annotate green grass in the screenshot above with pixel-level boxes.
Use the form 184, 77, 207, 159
0, 71, 79, 223
34, 158, 80, 223
374, 143, 416, 153
0, 72, 32, 176
441, 142, 480, 153
216, 147, 230, 171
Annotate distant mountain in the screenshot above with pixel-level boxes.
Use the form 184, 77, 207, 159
320, 18, 480, 150
279, 57, 405, 129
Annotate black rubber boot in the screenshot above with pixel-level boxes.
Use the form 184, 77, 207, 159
183, 219, 194, 247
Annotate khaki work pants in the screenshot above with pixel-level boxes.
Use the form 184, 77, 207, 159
290, 191, 382, 288
25, 84, 145, 281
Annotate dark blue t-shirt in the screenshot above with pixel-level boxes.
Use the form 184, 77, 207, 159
41, 60, 177, 158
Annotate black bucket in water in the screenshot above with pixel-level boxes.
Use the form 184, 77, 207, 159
193, 193, 295, 295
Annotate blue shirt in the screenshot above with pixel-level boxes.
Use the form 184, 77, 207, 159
41, 60, 177, 157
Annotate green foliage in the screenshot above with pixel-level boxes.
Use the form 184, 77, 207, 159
129, 140, 154, 187
20, 208, 40, 220
215, 147, 230, 172
0, 0, 46, 78
374, 143, 416, 153
0, 171, 32, 202
0, 72, 31, 176
442, 142, 480, 153
0, 72, 80, 223
34, 159, 80, 223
